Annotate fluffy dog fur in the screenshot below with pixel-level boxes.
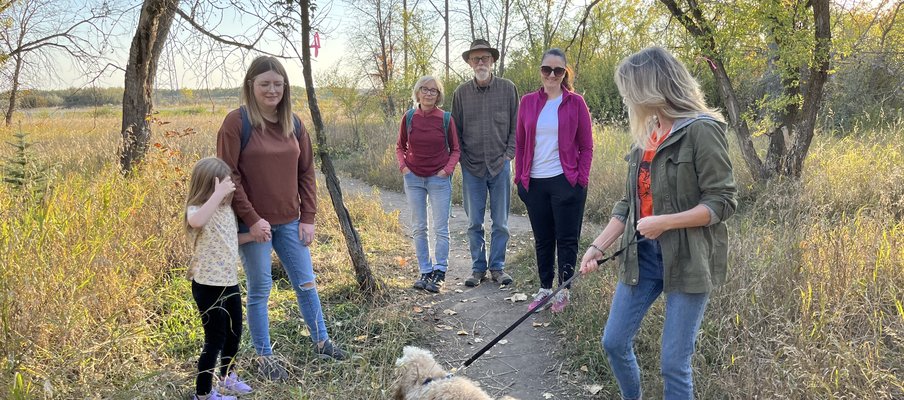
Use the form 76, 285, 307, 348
392, 346, 516, 400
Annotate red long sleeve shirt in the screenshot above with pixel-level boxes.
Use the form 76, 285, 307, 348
395, 106, 461, 177
216, 109, 317, 226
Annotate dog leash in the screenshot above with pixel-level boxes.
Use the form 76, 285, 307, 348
454, 237, 646, 373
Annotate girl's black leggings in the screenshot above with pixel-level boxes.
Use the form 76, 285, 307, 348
192, 281, 242, 395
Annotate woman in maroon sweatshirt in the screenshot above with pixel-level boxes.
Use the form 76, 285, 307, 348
396, 75, 460, 293
216, 56, 346, 381
515, 48, 594, 314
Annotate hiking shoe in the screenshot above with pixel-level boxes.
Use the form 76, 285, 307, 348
550, 289, 570, 314
316, 339, 348, 360
528, 288, 554, 313
425, 270, 445, 293
490, 270, 514, 285
464, 271, 487, 287
218, 371, 252, 395
193, 389, 236, 400
255, 355, 288, 381
413, 273, 433, 290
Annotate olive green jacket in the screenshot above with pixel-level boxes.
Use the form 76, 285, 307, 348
611, 117, 738, 293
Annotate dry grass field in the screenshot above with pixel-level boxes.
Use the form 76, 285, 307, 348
1, 104, 901, 398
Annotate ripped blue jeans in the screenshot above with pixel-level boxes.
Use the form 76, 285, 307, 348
239, 219, 329, 356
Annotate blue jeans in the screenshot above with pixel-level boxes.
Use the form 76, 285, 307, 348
461, 161, 511, 273
601, 240, 710, 400
403, 173, 452, 274
239, 220, 329, 356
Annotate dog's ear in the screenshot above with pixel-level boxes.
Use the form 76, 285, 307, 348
391, 379, 407, 400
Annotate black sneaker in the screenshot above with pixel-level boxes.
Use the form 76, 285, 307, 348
255, 355, 288, 381
413, 273, 433, 290
316, 339, 348, 360
425, 270, 445, 293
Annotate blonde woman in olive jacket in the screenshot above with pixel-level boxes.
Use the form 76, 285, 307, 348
579, 47, 737, 400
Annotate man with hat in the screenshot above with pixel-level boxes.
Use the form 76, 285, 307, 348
451, 39, 518, 288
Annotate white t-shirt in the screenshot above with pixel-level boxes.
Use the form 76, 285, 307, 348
186, 204, 240, 287
531, 95, 564, 178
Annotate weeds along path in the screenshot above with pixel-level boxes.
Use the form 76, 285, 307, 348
339, 175, 594, 399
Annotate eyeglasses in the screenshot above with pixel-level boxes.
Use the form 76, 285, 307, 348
255, 81, 285, 92
469, 55, 493, 65
419, 87, 439, 96
540, 66, 566, 77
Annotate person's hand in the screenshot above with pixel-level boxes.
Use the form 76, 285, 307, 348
436, 170, 448, 178
402, 167, 411, 175
213, 176, 235, 200
637, 215, 671, 239
580, 244, 605, 275
250, 219, 271, 242
299, 223, 315, 246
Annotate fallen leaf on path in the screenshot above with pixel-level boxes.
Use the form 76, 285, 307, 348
584, 385, 603, 395
473, 338, 484, 343
455, 289, 463, 293
443, 309, 458, 316
580, 365, 589, 372
354, 335, 367, 342
542, 393, 554, 399
532, 321, 543, 327
504, 293, 528, 303
498, 339, 508, 345
435, 324, 453, 331
456, 330, 469, 336
413, 306, 423, 313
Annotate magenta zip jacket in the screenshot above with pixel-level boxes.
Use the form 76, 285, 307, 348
514, 86, 594, 191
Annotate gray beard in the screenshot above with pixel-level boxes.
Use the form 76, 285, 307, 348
475, 70, 491, 82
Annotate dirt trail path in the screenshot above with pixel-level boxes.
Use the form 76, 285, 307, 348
340, 176, 596, 400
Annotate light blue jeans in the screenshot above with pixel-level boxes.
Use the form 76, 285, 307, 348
403, 172, 452, 274
239, 219, 329, 356
601, 240, 710, 400
461, 161, 511, 273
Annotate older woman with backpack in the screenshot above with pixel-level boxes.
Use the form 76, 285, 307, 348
396, 75, 461, 293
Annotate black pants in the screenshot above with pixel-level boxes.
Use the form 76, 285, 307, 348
517, 174, 587, 289
192, 281, 242, 395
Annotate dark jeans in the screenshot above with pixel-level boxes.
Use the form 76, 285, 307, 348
192, 281, 242, 395
517, 174, 587, 289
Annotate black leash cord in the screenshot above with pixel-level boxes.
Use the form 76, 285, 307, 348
458, 237, 646, 371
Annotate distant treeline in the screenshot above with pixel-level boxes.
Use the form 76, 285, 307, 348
5, 87, 255, 109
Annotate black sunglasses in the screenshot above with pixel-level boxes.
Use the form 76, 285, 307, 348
540, 66, 566, 77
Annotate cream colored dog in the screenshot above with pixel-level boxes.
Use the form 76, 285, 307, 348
392, 346, 517, 400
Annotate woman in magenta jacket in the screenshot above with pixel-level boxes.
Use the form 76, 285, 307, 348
515, 48, 594, 314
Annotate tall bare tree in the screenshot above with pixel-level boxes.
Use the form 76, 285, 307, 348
298, 0, 380, 295
0, 0, 112, 125
119, 0, 177, 172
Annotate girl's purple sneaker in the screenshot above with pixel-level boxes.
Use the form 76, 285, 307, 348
193, 389, 236, 400
219, 372, 252, 395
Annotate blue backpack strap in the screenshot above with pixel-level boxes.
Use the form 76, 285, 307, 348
292, 114, 302, 142
239, 105, 252, 152
405, 108, 415, 136
442, 111, 451, 153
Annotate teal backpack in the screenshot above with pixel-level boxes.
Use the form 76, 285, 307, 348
405, 108, 452, 153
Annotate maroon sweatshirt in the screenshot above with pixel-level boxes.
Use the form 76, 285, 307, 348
395, 106, 461, 177
216, 109, 317, 226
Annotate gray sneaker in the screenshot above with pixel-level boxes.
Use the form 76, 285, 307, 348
256, 355, 288, 381
316, 339, 348, 360
464, 271, 487, 287
490, 270, 513, 285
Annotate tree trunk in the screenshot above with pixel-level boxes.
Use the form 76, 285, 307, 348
299, 0, 380, 296
783, 0, 831, 178
444, 0, 449, 84
5, 55, 22, 126
498, 0, 510, 76
119, 0, 177, 173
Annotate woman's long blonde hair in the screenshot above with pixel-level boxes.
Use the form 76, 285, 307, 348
184, 157, 232, 234
241, 56, 295, 137
615, 47, 724, 148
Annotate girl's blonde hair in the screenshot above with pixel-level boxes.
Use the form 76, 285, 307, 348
615, 46, 724, 148
411, 75, 445, 108
184, 157, 232, 233
241, 56, 295, 137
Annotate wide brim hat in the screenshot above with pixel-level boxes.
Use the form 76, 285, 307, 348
461, 39, 500, 63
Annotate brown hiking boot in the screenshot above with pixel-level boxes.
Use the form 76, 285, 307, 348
490, 270, 513, 285
464, 271, 487, 287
